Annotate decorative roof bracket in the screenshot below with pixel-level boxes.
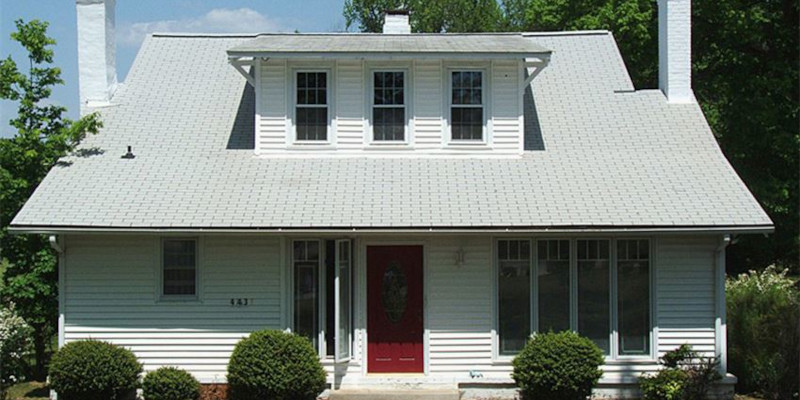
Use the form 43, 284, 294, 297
522, 55, 551, 91
229, 57, 258, 87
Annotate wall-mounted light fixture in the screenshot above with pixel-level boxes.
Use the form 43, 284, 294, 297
455, 247, 466, 267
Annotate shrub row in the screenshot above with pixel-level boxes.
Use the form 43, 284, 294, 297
47, 330, 325, 400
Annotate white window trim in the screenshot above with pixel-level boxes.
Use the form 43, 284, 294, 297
444, 67, 491, 147
158, 237, 200, 302
492, 237, 655, 363
289, 238, 356, 361
289, 68, 335, 148
366, 68, 413, 147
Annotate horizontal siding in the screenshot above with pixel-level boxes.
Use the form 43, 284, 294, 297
255, 59, 523, 155
413, 60, 443, 149
336, 60, 365, 149
656, 236, 718, 357
491, 60, 522, 153
258, 60, 287, 151
64, 235, 282, 382
62, 234, 723, 385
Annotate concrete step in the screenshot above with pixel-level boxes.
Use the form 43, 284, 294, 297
328, 388, 460, 400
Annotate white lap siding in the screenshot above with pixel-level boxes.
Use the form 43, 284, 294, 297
656, 236, 718, 358
62, 235, 283, 383
61, 234, 722, 385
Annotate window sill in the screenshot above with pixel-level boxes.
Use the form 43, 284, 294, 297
157, 295, 200, 303
288, 141, 336, 150
364, 142, 414, 150
444, 141, 490, 149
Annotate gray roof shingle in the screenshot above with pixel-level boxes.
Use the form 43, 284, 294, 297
227, 33, 550, 59
10, 32, 773, 232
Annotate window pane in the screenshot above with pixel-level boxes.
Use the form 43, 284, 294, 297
538, 240, 570, 333
374, 108, 405, 141
296, 108, 328, 141
577, 240, 610, 354
498, 240, 531, 355
374, 72, 404, 105
451, 71, 482, 105
297, 72, 326, 105
451, 107, 483, 140
163, 240, 196, 296
294, 241, 320, 349
617, 239, 650, 355
337, 241, 351, 360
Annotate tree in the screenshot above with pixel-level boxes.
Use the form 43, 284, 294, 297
343, 0, 799, 274
0, 19, 100, 380
344, 0, 504, 33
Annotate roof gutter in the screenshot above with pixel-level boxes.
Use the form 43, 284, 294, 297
8, 224, 774, 236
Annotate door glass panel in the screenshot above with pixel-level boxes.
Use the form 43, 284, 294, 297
382, 262, 407, 324
335, 240, 351, 362
293, 240, 319, 349
498, 240, 531, 355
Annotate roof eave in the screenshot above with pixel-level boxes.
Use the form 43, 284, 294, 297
8, 224, 775, 236
226, 51, 551, 61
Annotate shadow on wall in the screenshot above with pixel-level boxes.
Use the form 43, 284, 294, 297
226, 74, 255, 150
523, 83, 545, 151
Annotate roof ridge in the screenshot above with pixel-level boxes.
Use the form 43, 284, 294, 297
522, 30, 610, 36
151, 32, 261, 38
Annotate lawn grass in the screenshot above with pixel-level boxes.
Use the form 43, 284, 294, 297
6, 381, 49, 400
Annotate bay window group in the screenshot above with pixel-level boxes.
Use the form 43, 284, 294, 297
498, 238, 651, 358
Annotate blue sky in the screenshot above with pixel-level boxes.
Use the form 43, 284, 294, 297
1, 0, 348, 137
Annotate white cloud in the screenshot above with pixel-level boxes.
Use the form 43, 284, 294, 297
118, 8, 284, 47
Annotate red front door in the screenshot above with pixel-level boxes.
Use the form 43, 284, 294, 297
367, 245, 424, 373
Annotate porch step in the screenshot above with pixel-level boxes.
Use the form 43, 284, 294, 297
328, 387, 460, 400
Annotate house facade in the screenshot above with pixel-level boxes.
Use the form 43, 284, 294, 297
10, 0, 773, 398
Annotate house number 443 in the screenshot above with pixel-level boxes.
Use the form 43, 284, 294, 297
230, 298, 252, 306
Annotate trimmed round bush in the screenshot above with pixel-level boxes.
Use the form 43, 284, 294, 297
512, 331, 605, 400
49, 340, 142, 400
143, 367, 201, 400
227, 330, 326, 400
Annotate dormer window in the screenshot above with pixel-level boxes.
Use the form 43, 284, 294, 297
450, 70, 484, 141
295, 71, 329, 141
372, 71, 406, 142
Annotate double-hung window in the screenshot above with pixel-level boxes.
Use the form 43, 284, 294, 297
496, 238, 651, 358
372, 71, 406, 142
450, 70, 484, 141
295, 72, 328, 141
162, 239, 197, 298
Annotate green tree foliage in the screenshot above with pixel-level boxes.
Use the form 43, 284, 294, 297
344, 0, 799, 274
344, 0, 504, 33
0, 19, 101, 379
501, 0, 658, 87
727, 267, 800, 399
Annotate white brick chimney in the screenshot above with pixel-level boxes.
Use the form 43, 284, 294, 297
76, 0, 117, 115
658, 0, 693, 103
383, 10, 411, 34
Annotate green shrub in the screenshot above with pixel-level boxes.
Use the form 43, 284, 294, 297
143, 367, 201, 400
727, 266, 800, 400
227, 330, 326, 400
640, 368, 688, 400
49, 340, 142, 400
639, 344, 721, 400
512, 331, 604, 400
0, 302, 32, 396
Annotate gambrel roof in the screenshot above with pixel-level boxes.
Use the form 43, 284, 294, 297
10, 32, 772, 233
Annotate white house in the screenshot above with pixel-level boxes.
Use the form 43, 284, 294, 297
10, 0, 773, 398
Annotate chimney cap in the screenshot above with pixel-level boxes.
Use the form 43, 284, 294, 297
385, 9, 410, 15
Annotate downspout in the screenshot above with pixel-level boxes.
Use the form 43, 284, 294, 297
49, 235, 66, 349
715, 234, 731, 375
